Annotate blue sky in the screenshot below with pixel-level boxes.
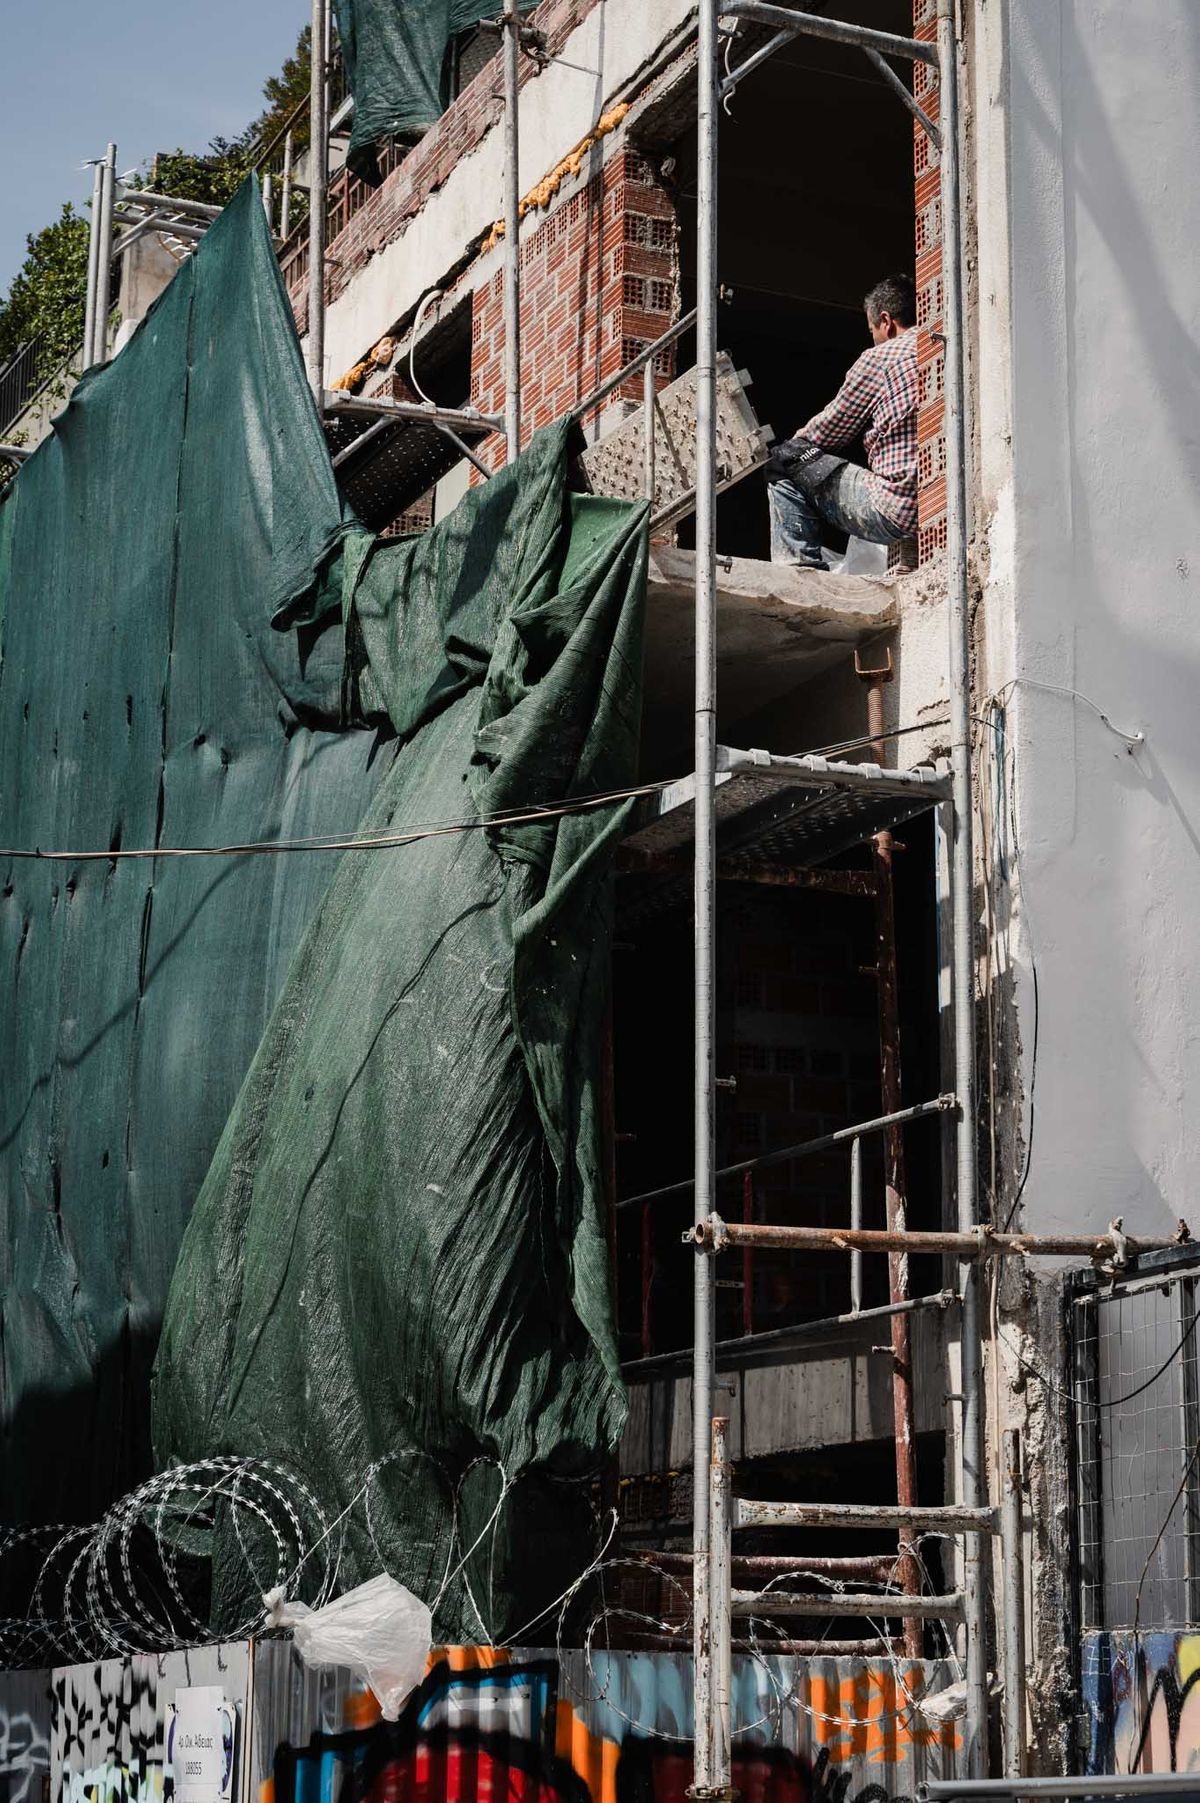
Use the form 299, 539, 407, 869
1, 0, 307, 291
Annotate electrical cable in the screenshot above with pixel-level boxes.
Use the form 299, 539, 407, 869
998, 1303, 1200, 1412
407, 286, 443, 407
788, 714, 951, 762
1, 712, 956, 865
975, 691, 1038, 1234
0, 777, 674, 864
991, 676, 1145, 750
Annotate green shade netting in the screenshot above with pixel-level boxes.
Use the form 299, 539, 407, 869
334, 0, 535, 184
0, 180, 388, 1533
153, 416, 647, 1640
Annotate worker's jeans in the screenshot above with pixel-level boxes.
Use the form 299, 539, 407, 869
768, 461, 909, 568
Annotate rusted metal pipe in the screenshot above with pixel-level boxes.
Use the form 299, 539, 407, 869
628, 1633, 902, 1656
690, 1218, 1187, 1261
642, 1198, 654, 1358
734, 1498, 998, 1533
637, 1551, 899, 1579
732, 1588, 964, 1621
741, 1171, 754, 1337
857, 646, 920, 1656
599, 996, 621, 1539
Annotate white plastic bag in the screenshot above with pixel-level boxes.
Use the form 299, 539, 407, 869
263, 1574, 432, 1720
824, 534, 890, 577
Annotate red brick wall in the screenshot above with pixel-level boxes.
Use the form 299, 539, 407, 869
913, 0, 947, 565
285, 0, 606, 338
470, 146, 678, 468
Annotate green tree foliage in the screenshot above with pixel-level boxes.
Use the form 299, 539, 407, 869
0, 203, 89, 375
0, 26, 311, 385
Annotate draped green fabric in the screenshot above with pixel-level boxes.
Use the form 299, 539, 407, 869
0, 179, 380, 1531
334, 0, 535, 185
1, 161, 645, 1642
153, 421, 647, 1639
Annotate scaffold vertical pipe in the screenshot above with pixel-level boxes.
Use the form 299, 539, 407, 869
1001, 1429, 1026, 1776
281, 130, 295, 240
643, 358, 656, 500
91, 145, 117, 368
692, 0, 719, 1787
83, 157, 105, 372
937, 0, 987, 1775
307, 0, 329, 401
710, 1417, 733, 1793
850, 1136, 863, 1314
502, 0, 522, 459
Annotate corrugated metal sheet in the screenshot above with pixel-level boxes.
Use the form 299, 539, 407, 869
23, 1640, 964, 1803
249, 1642, 962, 1803
46, 1644, 251, 1803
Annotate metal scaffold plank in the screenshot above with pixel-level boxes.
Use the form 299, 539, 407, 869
622, 745, 951, 869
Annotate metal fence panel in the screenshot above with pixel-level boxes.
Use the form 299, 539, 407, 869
1072, 1262, 1200, 1632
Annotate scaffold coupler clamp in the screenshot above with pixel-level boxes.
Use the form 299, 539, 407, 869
685, 1215, 729, 1252
1096, 1214, 1130, 1276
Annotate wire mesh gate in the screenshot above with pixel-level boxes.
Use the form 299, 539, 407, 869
1070, 1246, 1200, 1634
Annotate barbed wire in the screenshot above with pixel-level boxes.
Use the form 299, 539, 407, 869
2, 1455, 963, 1756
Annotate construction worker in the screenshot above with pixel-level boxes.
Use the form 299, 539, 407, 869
766, 274, 918, 569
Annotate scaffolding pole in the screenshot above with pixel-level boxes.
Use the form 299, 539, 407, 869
858, 652, 921, 1656
281, 130, 295, 240
936, 0, 987, 1773
689, 1220, 1183, 1261
502, 0, 521, 459
89, 145, 117, 369
307, 0, 329, 401
1001, 1429, 1027, 1776
709, 1418, 733, 1796
115, 188, 222, 221
692, 0, 719, 1789
82, 158, 104, 373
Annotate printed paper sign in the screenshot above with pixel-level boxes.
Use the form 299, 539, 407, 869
169, 1686, 234, 1803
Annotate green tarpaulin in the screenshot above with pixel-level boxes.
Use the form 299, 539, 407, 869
1, 170, 646, 1641
0, 181, 386, 1536
335, 0, 534, 184
153, 420, 647, 1640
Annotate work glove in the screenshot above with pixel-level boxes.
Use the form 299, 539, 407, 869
765, 434, 845, 491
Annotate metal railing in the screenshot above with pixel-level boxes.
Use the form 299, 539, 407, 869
0, 340, 44, 439
619, 1093, 954, 1362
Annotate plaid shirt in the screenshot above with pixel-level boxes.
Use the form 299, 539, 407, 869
799, 327, 918, 533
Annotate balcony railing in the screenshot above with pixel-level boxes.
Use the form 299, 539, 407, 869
0, 340, 44, 441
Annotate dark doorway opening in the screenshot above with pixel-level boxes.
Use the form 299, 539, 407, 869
612, 812, 942, 1363
663, 0, 916, 559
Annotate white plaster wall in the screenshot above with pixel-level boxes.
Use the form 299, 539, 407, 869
994, 0, 1200, 1238
314, 0, 696, 381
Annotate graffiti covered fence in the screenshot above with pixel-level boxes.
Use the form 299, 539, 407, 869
4, 1642, 962, 1803
250, 1644, 960, 1803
